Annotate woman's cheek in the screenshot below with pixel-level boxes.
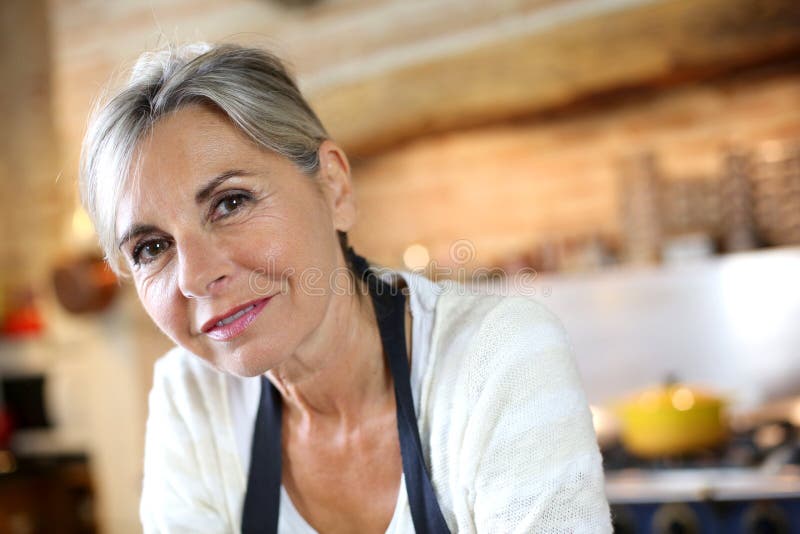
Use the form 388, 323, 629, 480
137, 271, 182, 337
248, 239, 291, 282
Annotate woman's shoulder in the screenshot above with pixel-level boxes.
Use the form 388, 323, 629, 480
424, 282, 582, 410
395, 270, 573, 381
149, 346, 227, 415
418, 283, 611, 532
432, 282, 570, 353
397, 268, 565, 337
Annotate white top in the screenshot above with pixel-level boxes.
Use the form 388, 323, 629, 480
140, 270, 612, 533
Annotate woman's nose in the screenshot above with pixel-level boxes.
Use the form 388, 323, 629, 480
175, 233, 231, 298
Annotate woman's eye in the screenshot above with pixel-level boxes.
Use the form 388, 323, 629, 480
211, 192, 252, 221
132, 238, 171, 265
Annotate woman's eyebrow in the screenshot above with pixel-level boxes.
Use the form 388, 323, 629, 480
194, 169, 252, 204
117, 223, 159, 250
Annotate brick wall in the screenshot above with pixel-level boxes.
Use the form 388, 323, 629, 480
0, 0, 68, 288
348, 60, 800, 270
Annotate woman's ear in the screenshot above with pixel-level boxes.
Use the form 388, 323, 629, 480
317, 140, 357, 232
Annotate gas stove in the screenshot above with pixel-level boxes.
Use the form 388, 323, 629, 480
603, 421, 800, 533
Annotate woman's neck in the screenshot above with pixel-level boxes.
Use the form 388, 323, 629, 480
266, 280, 395, 430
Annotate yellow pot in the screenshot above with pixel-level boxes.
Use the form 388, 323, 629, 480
616, 382, 728, 458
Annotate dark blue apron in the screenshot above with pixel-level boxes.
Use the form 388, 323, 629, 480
241, 251, 451, 534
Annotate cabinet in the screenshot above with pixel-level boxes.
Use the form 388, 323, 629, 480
0, 454, 96, 534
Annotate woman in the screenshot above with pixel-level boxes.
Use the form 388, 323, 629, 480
80, 43, 611, 533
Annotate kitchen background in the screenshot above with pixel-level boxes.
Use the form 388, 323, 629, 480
1, 0, 799, 532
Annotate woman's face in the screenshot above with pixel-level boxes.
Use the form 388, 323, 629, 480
115, 104, 356, 376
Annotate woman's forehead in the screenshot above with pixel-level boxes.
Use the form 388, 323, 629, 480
127, 106, 276, 203
137, 106, 252, 173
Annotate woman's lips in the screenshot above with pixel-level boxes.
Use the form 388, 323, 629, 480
203, 297, 271, 341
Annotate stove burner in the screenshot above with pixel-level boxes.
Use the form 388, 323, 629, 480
603, 420, 800, 533
603, 421, 800, 472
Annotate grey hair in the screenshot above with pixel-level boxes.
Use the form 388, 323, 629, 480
80, 42, 331, 275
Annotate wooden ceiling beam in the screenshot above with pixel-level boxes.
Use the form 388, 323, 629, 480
307, 0, 800, 158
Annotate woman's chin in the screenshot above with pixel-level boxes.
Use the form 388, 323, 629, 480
216, 347, 280, 378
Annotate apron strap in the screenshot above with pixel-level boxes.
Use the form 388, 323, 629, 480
241, 377, 282, 534
242, 251, 450, 533
364, 269, 451, 534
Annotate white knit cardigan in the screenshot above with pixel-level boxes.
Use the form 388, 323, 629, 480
140, 281, 612, 533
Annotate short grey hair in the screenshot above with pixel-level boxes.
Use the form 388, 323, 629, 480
80, 43, 330, 275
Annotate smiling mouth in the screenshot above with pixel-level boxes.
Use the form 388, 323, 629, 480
215, 303, 257, 327
202, 297, 272, 341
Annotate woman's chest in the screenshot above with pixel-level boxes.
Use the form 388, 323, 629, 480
281, 416, 402, 534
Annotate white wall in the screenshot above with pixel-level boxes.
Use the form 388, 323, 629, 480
532, 247, 800, 409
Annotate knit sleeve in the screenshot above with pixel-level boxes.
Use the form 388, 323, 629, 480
469, 297, 612, 533
140, 353, 230, 534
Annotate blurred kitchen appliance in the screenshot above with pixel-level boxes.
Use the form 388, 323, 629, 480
605, 413, 800, 533
52, 254, 117, 314
0, 289, 44, 338
615, 381, 728, 458
660, 175, 719, 241
268, 0, 321, 7
720, 149, 759, 252
0, 363, 96, 532
0, 375, 51, 432
619, 152, 663, 264
616, 140, 800, 271
536, 246, 800, 532
753, 142, 800, 247
0, 452, 97, 533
